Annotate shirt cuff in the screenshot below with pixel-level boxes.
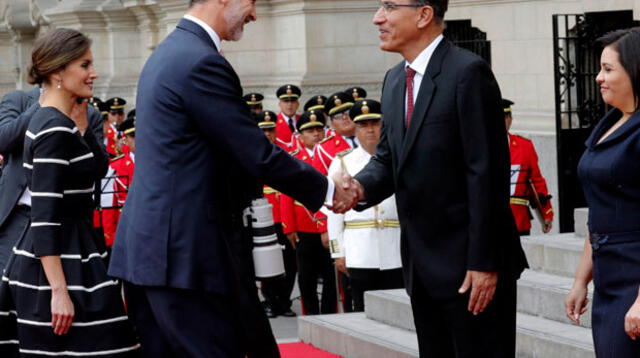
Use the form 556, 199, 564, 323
324, 177, 335, 207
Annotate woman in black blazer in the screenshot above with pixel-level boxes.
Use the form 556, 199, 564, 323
565, 27, 640, 357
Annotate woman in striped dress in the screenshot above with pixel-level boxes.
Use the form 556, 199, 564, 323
0, 29, 140, 356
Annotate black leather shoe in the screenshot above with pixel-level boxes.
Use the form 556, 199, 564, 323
264, 305, 278, 318
280, 308, 296, 317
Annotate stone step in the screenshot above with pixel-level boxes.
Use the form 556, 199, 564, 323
517, 313, 594, 358
298, 311, 594, 358
518, 270, 593, 328
521, 233, 585, 278
298, 312, 419, 358
364, 270, 596, 332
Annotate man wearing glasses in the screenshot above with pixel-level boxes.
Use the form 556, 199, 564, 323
335, 1, 528, 356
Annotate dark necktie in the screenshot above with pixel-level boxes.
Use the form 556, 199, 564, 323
405, 67, 416, 128
288, 117, 295, 133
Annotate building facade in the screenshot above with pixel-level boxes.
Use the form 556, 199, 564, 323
1, 0, 639, 232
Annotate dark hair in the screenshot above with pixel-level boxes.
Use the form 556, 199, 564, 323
27, 28, 92, 85
597, 27, 640, 112
414, 0, 448, 22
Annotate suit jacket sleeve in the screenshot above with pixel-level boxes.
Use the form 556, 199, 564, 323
184, 53, 328, 212
0, 90, 39, 154
456, 59, 510, 272
354, 71, 395, 208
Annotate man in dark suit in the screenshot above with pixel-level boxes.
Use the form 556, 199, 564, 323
336, 1, 528, 357
0, 88, 103, 270
107, 1, 355, 357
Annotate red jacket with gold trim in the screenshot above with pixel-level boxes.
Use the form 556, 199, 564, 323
275, 112, 302, 152
509, 133, 553, 232
280, 149, 327, 234
263, 185, 281, 224
312, 134, 352, 175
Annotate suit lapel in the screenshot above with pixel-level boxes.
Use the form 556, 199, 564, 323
398, 40, 450, 171
386, 65, 407, 157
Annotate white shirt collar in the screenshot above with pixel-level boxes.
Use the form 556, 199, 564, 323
405, 34, 444, 75
183, 15, 222, 52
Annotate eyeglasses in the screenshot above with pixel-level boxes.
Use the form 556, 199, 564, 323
379, 1, 426, 13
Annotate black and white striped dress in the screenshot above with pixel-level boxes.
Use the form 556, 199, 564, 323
0, 107, 140, 356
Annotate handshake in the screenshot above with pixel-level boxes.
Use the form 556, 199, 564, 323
328, 170, 365, 214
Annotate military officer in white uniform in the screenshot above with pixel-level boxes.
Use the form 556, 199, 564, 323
326, 99, 403, 312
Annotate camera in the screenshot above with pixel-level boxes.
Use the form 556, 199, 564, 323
246, 198, 285, 280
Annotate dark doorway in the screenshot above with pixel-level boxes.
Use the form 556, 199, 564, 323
444, 20, 491, 65
553, 11, 639, 232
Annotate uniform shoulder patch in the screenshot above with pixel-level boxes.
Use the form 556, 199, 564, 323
319, 135, 334, 144
336, 148, 354, 158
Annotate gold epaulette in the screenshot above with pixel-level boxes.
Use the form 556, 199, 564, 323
319, 135, 334, 144
336, 148, 353, 158
110, 154, 124, 162
290, 149, 300, 156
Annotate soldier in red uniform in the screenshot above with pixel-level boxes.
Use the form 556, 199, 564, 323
243, 92, 264, 116
304, 95, 332, 136
254, 111, 298, 318
505, 99, 554, 236
105, 97, 127, 127
312, 92, 358, 175
112, 117, 136, 211
275, 84, 302, 152
280, 110, 337, 315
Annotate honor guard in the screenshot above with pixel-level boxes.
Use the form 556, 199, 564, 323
327, 99, 403, 312
97, 101, 118, 157
253, 111, 298, 318
304, 95, 332, 136
345, 87, 367, 101
275, 84, 302, 152
280, 110, 337, 315
243, 92, 264, 115
505, 99, 554, 235
105, 97, 127, 127
312, 92, 358, 175
112, 117, 135, 215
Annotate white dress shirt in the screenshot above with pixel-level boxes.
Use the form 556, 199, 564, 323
405, 34, 444, 117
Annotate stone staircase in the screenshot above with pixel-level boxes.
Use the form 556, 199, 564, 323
298, 208, 596, 357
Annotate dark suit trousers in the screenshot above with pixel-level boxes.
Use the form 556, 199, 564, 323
261, 223, 297, 313
296, 232, 337, 315
123, 282, 245, 358
410, 274, 517, 358
0, 205, 29, 271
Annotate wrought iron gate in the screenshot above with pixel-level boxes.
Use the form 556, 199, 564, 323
444, 20, 491, 65
553, 11, 639, 232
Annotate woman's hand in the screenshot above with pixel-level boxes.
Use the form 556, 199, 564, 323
51, 289, 75, 335
624, 295, 640, 340
565, 283, 589, 324
70, 98, 89, 135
